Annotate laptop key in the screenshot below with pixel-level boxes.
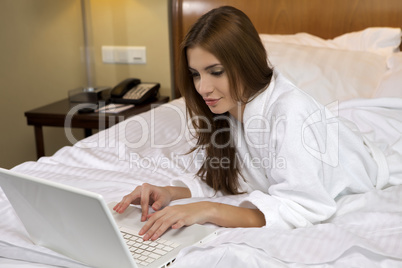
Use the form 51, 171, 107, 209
154, 248, 167, 256
163, 246, 173, 252
163, 240, 173, 246
145, 257, 155, 263
149, 253, 161, 259
171, 242, 180, 248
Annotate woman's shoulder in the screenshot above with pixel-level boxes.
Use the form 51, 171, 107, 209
252, 71, 324, 118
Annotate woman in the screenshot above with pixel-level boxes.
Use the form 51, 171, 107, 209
114, 6, 399, 241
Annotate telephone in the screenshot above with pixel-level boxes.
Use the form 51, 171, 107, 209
110, 78, 160, 104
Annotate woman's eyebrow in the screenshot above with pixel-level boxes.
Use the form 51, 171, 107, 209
188, 64, 222, 72
204, 64, 222, 71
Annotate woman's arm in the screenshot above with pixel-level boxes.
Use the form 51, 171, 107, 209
140, 201, 266, 241
164, 186, 191, 201
209, 202, 266, 228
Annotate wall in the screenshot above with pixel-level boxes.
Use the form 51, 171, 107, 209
0, 0, 86, 169
90, 0, 172, 96
0, 0, 171, 169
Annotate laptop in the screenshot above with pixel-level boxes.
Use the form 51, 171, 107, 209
0, 168, 217, 268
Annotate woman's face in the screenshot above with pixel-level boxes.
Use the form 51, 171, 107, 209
187, 46, 242, 120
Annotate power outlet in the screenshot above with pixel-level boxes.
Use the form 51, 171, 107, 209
102, 46, 146, 64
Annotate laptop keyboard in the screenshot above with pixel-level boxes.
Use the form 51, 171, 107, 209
120, 228, 181, 266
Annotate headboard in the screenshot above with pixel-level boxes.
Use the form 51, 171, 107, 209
171, 0, 402, 98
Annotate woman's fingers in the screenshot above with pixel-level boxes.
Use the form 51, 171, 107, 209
114, 183, 174, 223
171, 219, 186, 229
113, 187, 141, 213
139, 183, 153, 221
139, 203, 210, 241
143, 217, 169, 241
140, 210, 175, 241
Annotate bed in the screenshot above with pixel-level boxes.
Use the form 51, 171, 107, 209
1, 0, 402, 267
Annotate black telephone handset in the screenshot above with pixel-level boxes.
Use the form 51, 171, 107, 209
110, 78, 160, 104
110, 78, 141, 98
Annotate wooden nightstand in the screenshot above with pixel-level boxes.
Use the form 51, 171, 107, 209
25, 96, 169, 159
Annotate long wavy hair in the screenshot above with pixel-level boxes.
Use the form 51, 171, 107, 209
178, 6, 273, 194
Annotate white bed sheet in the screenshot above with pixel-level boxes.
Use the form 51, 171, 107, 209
1, 98, 402, 268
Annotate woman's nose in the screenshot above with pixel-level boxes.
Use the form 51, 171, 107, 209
197, 77, 214, 96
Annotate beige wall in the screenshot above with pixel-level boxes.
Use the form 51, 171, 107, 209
90, 0, 172, 95
0, 0, 171, 169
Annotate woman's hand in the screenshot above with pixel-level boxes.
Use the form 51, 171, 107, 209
139, 202, 213, 241
113, 183, 191, 221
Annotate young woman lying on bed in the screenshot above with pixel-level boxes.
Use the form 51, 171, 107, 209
113, 6, 402, 241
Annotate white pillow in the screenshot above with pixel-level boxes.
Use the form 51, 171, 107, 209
332, 28, 401, 56
265, 42, 388, 104
373, 52, 402, 98
260, 27, 401, 56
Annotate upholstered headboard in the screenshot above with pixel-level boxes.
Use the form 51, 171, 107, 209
170, 0, 402, 98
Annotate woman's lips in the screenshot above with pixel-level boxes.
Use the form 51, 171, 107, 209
204, 98, 220, 106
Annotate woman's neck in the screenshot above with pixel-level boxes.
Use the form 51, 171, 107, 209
229, 102, 245, 122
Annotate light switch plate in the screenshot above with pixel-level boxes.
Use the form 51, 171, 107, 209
102, 46, 146, 64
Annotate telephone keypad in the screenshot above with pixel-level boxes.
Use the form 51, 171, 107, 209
123, 83, 156, 100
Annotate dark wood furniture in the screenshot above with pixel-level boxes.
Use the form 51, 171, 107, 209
25, 96, 169, 159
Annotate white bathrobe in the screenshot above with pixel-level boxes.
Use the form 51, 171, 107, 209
172, 71, 399, 229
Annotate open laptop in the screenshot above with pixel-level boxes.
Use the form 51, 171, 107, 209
0, 168, 217, 268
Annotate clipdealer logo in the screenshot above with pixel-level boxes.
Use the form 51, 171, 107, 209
63, 101, 339, 167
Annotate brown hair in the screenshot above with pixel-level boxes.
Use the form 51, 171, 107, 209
178, 6, 273, 194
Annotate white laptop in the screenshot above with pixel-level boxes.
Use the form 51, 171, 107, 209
0, 168, 217, 268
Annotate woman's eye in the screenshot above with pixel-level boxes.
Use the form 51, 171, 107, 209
211, 70, 224, 77
190, 72, 200, 78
